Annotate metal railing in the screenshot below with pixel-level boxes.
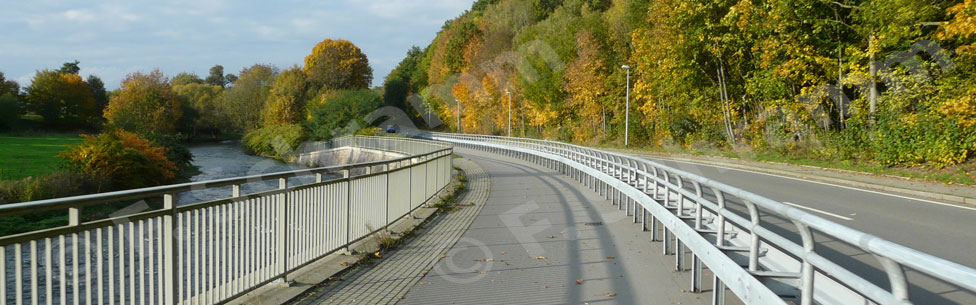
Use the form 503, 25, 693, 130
0, 136, 453, 305
418, 131, 976, 305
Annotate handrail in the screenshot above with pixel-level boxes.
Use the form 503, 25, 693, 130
418, 131, 976, 305
0, 135, 454, 305
0, 136, 451, 216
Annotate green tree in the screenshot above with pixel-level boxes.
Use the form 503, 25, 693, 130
25, 70, 97, 128
225, 73, 239, 85
86, 75, 109, 119
303, 39, 373, 90
173, 83, 225, 137
0, 95, 21, 130
383, 46, 425, 109
0, 72, 19, 98
171, 72, 204, 86
220, 64, 277, 133
103, 69, 182, 135
58, 60, 81, 75
206, 65, 227, 87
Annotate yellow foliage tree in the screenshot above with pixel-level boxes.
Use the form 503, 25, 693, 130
263, 66, 307, 126
303, 39, 373, 90
103, 69, 182, 135
941, 0, 976, 55
563, 30, 609, 142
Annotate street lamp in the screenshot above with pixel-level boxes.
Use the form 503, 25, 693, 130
506, 89, 512, 137
456, 99, 461, 134
621, 65, 631, 147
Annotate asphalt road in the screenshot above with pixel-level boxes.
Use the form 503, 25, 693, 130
644, 157, 976, 304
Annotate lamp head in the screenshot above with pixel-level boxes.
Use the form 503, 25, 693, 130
621, 65, 630, 69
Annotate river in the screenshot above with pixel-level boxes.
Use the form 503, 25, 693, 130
176, 142, 317, 205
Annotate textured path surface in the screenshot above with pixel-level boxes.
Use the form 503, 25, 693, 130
294, 157, 490, 305
399, 149, 736, 305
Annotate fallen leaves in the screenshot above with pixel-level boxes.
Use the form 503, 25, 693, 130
536, 256, 547, 260
606, 256, 615, 259
576, 279, 583, 285
473, 258, 494, 262
339, 261, 350, 267
439, 253, 448, 258
374, 252, 382, 259
604, 293, 616, 297
474, 270, 487, 274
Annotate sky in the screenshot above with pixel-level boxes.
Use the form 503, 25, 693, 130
0, 0, 475, 89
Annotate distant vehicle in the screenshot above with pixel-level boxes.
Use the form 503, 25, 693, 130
386, 124, 398, 133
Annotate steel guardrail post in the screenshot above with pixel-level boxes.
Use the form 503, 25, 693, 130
163, 193, 178, 305
276, 177, 290, 284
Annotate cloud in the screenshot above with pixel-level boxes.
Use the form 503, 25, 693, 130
1, 0, 476, 89
62, 9, 95, 22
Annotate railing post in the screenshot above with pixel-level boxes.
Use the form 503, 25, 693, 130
163, 193, 178, 305
276, 177, 292, 285
385, 163, 390, 232
344, 169, 352, 253
793, 221, 816, 305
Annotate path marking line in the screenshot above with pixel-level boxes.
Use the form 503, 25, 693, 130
782, 201, 854, 221
647, 157, 976, 212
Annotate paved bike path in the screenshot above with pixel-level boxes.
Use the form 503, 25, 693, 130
399, 149, 733, 304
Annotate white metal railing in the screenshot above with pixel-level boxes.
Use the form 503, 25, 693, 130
418, 131, 976, 305
0, 136, 453, 305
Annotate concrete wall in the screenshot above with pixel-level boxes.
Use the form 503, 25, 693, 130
295, 147, 406, 168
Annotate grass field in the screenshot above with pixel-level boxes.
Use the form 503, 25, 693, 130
0, 134, 83, 181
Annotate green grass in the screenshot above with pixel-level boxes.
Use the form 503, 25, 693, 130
0, 134, 83, 181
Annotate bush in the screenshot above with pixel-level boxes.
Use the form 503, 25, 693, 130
0, 94, 21, 130
60, 130, 178, 189
305, 89, 384, 140
143, 132, 193, 169
0, 171, 96, 204
242, 124, 307, 159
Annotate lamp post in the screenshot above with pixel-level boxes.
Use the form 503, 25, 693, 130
506, 89, 512, 137
621, 65, 631, 147
456, 99, 461, 134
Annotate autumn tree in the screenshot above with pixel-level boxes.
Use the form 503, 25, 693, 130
25, 70, 97, 128
103, 69, 182, 135
220, 64, 277, 133
303, 39, 373, 90
563, 30, 609, 141
263, 66, 307, 126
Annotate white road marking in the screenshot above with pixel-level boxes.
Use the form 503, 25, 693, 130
649, 158, 976, 212
783, 201, 854, 221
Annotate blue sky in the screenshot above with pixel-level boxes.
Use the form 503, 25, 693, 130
0, 0, 474, 89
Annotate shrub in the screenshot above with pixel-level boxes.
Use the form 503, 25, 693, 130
0, 94, 21, 130
60, 130, 178, 189
305, 89, 384, 140
0, 171, 95, 204
242, 124, 307, 159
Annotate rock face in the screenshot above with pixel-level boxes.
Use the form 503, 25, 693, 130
295, 146, 405, 168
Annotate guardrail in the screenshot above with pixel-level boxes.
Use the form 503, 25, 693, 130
417, 131, 976, 305
0, 136, 453, 305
